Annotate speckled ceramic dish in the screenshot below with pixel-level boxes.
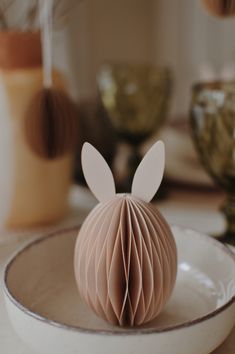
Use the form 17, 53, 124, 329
3, 226, 235, 354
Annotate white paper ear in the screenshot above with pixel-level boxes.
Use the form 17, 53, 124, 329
81, 143, 116, 202
131, 141, 165, 203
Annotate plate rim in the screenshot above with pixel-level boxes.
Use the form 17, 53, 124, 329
3, 225, 235, 337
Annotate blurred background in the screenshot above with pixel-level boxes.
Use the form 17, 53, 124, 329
64, 0, 235, 190
1, 0, 235, 241
62, 0, 235, 191
65, 0, 235, 113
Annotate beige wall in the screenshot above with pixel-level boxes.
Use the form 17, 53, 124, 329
65, 0, 155, 99
60, 0, 235, 116
153, 0, 235, 116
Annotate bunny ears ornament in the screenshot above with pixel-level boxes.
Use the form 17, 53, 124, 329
74, 141, 177, 327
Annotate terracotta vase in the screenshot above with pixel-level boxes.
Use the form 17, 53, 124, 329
0, 31, 73, 229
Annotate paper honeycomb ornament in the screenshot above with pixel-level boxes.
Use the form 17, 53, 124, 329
74, 141, 177, 327
25, 88, 78, 159
202, 0, 235, 17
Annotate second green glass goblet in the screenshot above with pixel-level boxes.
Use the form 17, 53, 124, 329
190, 81, 235, 245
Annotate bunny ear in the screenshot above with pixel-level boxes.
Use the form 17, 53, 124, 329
81, 143, 116, 202
131, 141, 165, 202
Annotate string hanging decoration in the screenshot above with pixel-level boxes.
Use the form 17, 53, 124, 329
24, 0, 78, 159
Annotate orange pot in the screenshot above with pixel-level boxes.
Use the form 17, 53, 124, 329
0, 31, 42, 69
0, 31, 73, 229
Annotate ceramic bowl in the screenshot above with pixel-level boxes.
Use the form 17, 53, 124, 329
3, 226, 235, 354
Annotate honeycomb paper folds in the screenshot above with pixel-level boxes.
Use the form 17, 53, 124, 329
75, 141, 177, 327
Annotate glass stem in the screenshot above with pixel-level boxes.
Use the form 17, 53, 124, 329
221, 194, 235, 245
128, 146, 142, 186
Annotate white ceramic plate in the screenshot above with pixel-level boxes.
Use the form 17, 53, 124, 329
3, 226, 235, 354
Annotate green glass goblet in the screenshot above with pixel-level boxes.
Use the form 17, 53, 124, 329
190, 81, 235, 245
97, 62, 172, 192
